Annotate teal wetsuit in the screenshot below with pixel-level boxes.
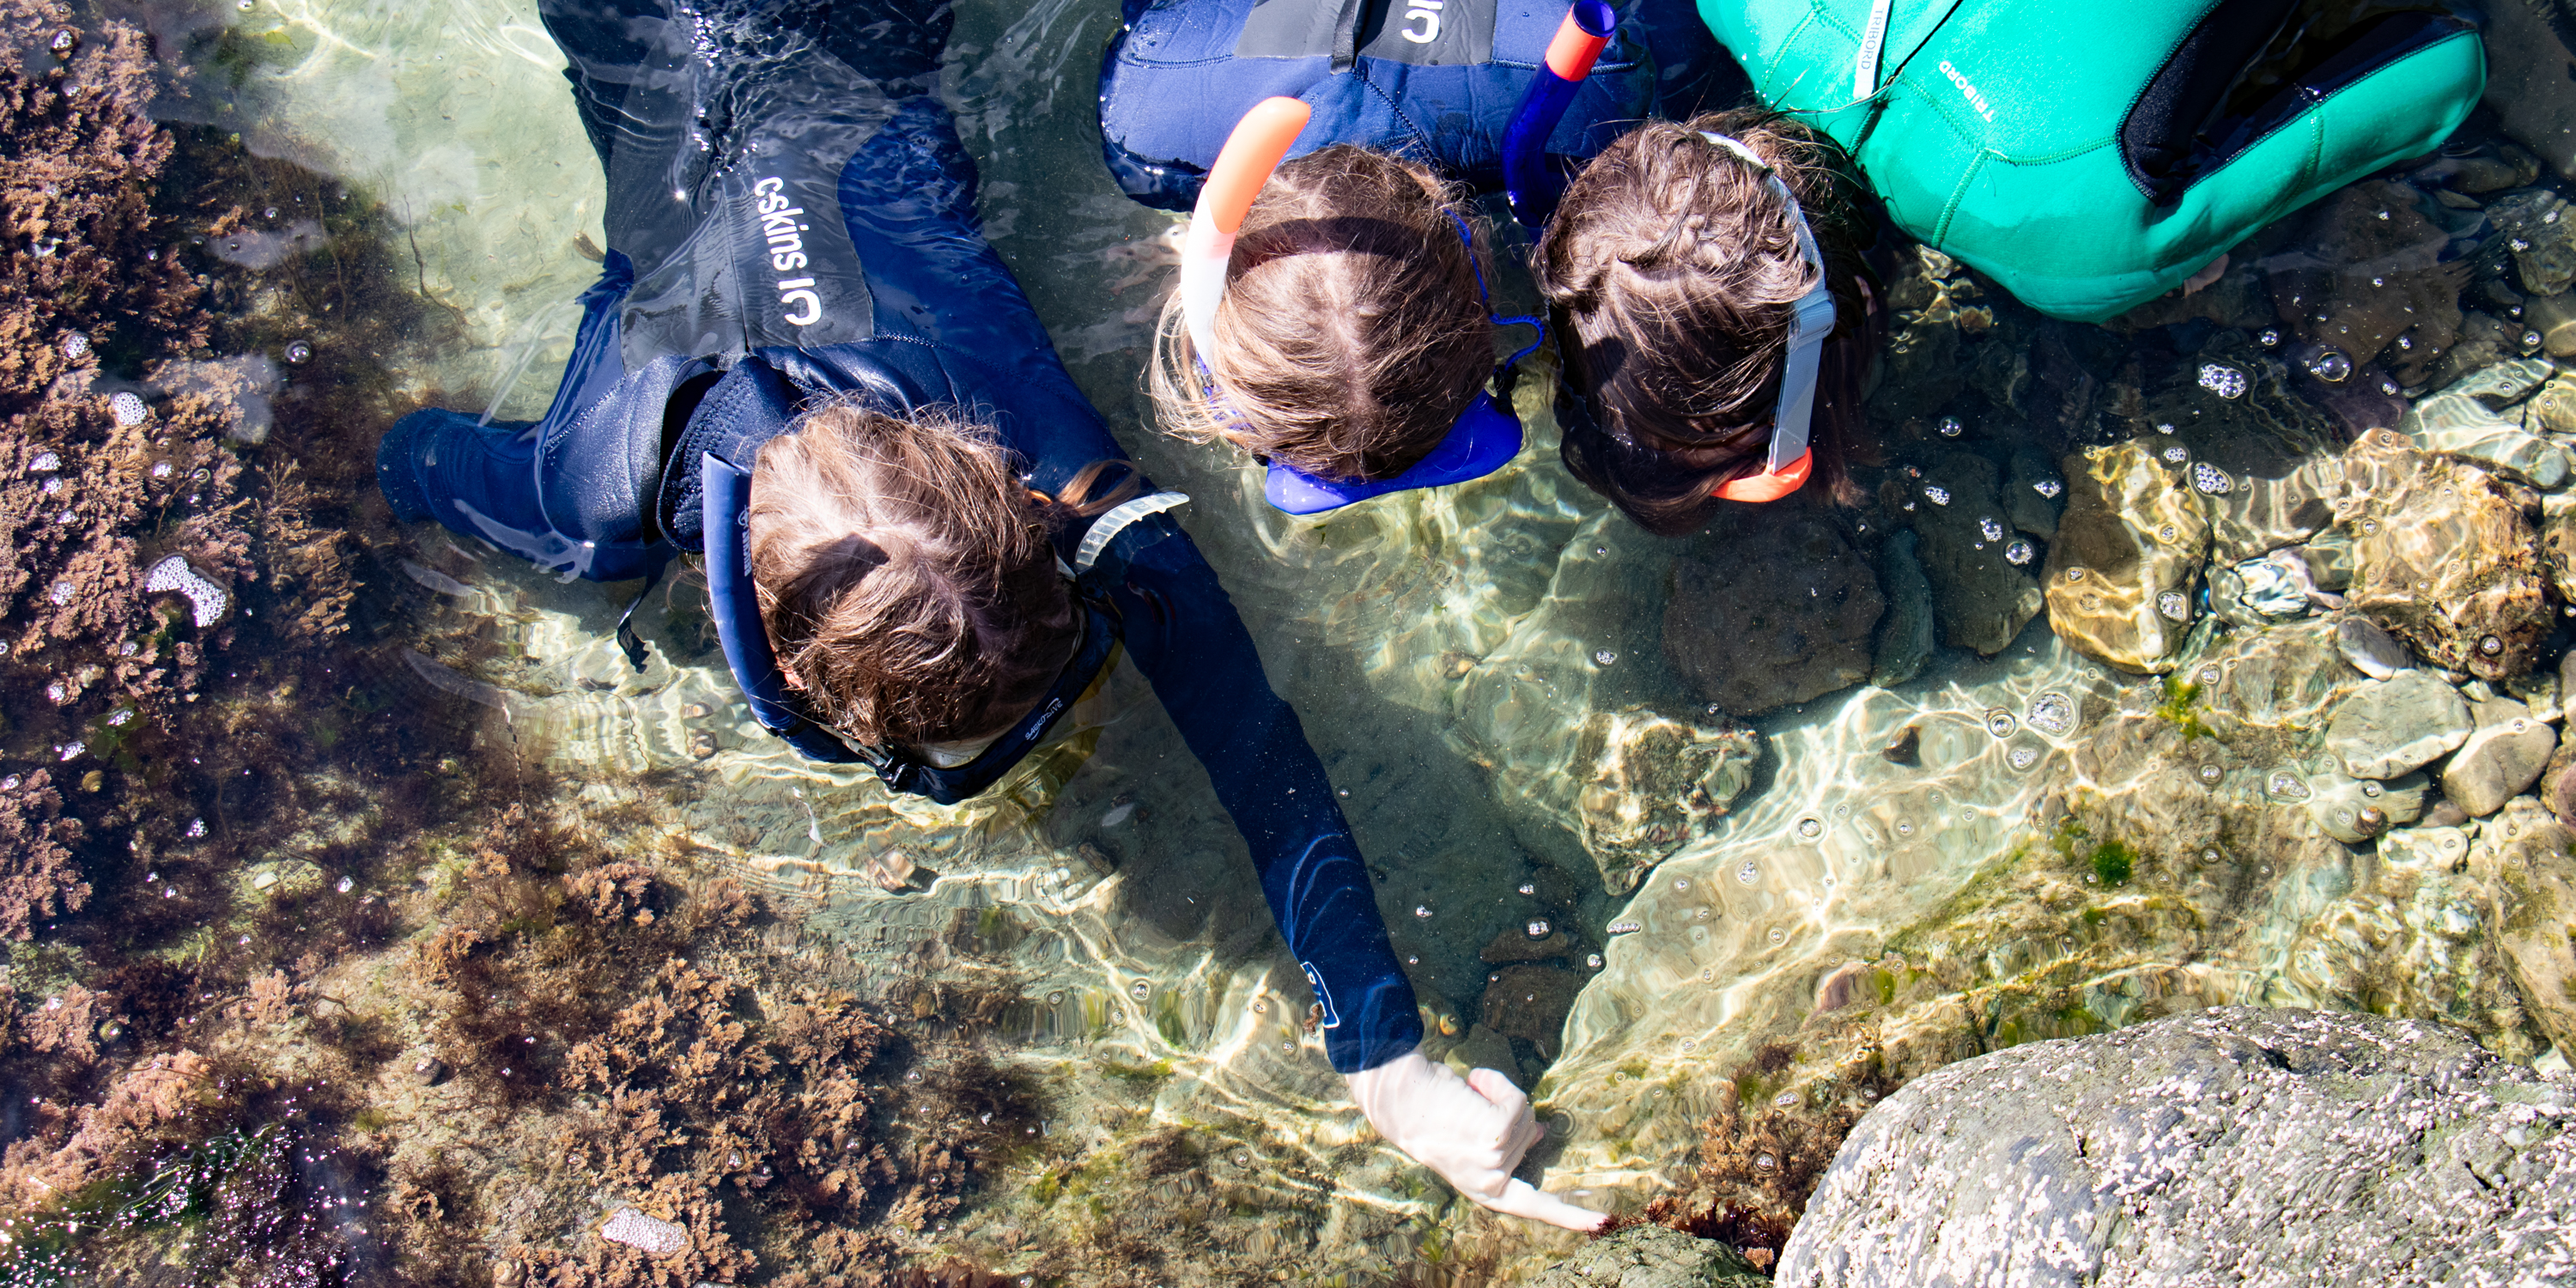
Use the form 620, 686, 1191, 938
1700, 0, 2485, 320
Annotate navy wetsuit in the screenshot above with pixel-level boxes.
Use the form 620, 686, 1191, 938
1097, 0, 1735, 209
374, 0, 1422, 1074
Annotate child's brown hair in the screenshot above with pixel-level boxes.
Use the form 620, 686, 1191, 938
1535, 110, 1877, 535
747, 400, 1133, 749
1149, 143, 1495, 482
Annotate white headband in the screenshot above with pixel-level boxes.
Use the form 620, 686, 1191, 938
1700, 132, 1836, 478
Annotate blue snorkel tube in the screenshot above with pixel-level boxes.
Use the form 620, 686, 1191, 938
1503, 0, 1619, 239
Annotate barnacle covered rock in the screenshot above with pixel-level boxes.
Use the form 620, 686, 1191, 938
1777, 1009, 2576, 1285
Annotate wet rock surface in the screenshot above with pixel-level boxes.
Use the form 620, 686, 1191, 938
2041, 442, 2208, 674
2324, 670, 2474, 780
2440, 697, 2560, 817
2470, 810, 2576, 1056
2269, 180, 2467, 386
1525, 1224, 1768, 1288
2339, 430, 2552, 680
1905, 452, 2044, 656
1777, 1008, 2576, 1287
1664, 513, 1882, 714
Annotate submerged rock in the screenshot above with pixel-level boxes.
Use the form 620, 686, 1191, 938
1777, 1008, 2576, 1287
2339, 430, 2550, 681
1665, 513, 1882, 713
2491, 186, 2576, 297
2269, 180, 2467, 386
2041, 441, 2208, 674
1479, 963, 1583, 1054
1905, 452, 2044, 656
2469, 812, 2576, 1055
2439, 697, 2559, 817
2303, 767, 2426, 844
2334, 615, 2413, 679
2324, 671, 2472, 780
2399, 381, 2573, 488
1527, 1224, 1768, 1288
2527, 373, 2576, 434
1868, 531, 1935, 689
2202, 453, 2344, 565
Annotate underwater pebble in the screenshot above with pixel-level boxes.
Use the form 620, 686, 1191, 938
2191, 461, 2233, 495
2335, 617, 2412, 679
108, 392, 146, 426
598, 1208, 686, 1256
143, 555, 228, 628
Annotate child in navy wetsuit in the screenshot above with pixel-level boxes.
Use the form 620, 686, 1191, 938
1101, 0, 1737, 515
374, 0, 1603, 1231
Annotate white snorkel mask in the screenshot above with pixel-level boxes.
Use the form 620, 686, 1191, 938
1698, 131, 1837, 503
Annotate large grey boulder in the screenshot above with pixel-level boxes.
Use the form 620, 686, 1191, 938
1777, 1008, 2576, 1287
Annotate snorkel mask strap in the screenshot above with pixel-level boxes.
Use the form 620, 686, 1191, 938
1180, 96, 1312, 361
1501, 1, 1618, 238
1699, 132, 1835, 504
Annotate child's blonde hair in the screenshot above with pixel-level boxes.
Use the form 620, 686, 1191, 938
1149, 144, 1494, 482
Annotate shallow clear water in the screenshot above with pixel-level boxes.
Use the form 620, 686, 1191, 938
8, 0, 2576, 1282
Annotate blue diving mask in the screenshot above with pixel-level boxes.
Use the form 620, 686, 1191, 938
1229, 212, 1542, 516
700, 451, 1175, 806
